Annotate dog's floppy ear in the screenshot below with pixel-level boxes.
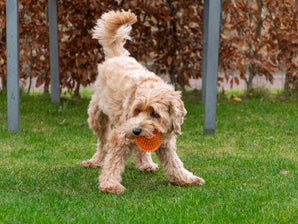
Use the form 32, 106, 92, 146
169, 91, 187, 135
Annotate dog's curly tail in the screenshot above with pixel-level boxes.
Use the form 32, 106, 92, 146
92, 10, 137, 58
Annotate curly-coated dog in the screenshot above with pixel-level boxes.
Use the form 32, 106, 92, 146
82, 10, 205, 194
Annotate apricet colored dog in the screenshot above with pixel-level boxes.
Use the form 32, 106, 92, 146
82, 10, 205, 194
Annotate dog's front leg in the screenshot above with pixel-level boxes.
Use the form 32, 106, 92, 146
99, 130, 131, 194
134, 147, 159, 172
156, 137, 205, 186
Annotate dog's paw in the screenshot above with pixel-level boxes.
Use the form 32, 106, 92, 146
99, 184, 126, 194
82, 160, 101, 168
170, 175, 205, 186
193, 176, 205, 186
183, 176, 205, 186
136, 163, 159, 172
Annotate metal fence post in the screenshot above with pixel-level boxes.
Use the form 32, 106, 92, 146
49, 0, 60, 104
6, 0, 20, 132
202, 0, 222, 135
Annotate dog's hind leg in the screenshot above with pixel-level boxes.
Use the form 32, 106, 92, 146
134, 147, 158, 172
82, 95, 110, 168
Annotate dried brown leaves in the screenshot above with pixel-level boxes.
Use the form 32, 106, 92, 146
0, 0, 297, 92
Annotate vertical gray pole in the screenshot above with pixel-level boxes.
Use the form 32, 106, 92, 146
49, 0, 60, 104
202, 0, 222, 135
6, 0, 20, 132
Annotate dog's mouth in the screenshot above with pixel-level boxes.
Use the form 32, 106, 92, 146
135, 129, 162, 152
132, 127, 156, 138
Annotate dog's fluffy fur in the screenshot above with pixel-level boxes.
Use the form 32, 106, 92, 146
82, 10, 205, 194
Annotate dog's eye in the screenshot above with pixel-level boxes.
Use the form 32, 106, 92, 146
151, 111, 159, 118
134, 109, 141, 115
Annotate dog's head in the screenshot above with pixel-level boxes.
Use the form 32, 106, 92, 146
125, 82, 187, 139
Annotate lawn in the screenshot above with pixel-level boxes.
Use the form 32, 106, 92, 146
0, 90, 297, 223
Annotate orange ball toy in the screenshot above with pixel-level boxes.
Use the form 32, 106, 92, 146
135, 129, 162, 152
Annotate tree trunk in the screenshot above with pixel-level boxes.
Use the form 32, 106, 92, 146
167, 0, 178, 89
1, 78, 7, 91
74, 82, 80, 96
247, 65, 255, 93
284, 73, 291, 92
27, 74, 32, 94
169, 65, 177, 89
246, 0, 263, 94
27, 48, 33, 94
44, 72, 49, 95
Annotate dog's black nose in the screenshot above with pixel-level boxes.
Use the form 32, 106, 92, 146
132, 127, 142, 136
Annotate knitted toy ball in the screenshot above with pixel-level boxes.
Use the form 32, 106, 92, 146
135, 129, 161, 152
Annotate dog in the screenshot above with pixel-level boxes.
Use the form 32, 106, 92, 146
82, 10, 205, 194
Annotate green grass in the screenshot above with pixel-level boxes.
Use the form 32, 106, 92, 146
0, 90, 297, 223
